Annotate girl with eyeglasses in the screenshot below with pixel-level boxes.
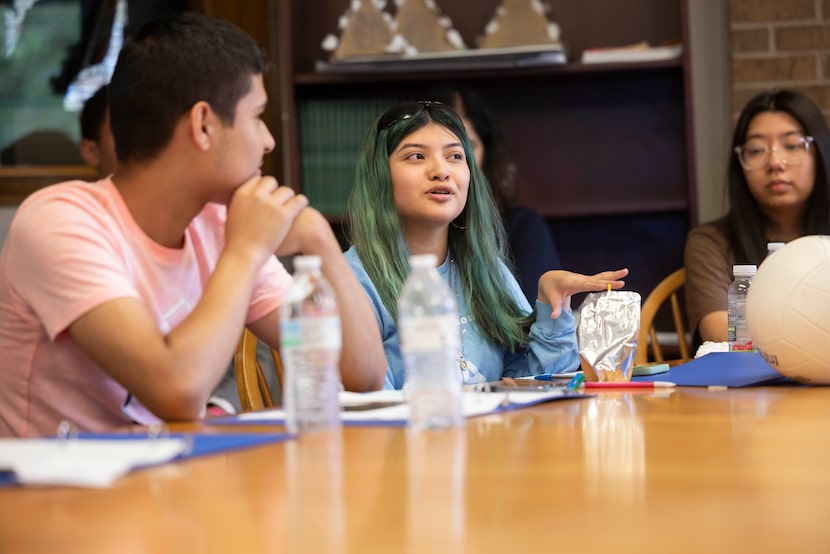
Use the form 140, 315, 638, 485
344, 101, 628, 389
685, 89, 830, 344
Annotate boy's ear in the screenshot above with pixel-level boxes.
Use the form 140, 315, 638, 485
190, 101, 214, 151
78, 139, 101, 169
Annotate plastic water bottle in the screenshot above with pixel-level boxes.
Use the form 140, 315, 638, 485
767, 242, 785, 256
398, 254, 463, 431
761, 242, 785, 269
280, 255, 342, 434
727, 264, 757, 352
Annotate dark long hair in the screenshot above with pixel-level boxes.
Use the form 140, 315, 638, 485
425, 86, 518, 213
727, 89, 830, 263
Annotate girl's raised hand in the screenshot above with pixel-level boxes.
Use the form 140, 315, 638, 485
537, 268, 629, 318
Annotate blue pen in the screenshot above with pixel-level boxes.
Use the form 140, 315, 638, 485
533, 373, 585, 390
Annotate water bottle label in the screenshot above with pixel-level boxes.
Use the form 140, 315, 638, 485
400, 315, 459, 353
730, 341, 754, 352
281, 316, 342, 350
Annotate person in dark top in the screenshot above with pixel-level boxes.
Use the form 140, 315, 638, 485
426, 86, 562, 303
685, 89, 830, 342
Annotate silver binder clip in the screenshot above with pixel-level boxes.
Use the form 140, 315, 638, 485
146, 421, 170, 441
146, 422, 194, 456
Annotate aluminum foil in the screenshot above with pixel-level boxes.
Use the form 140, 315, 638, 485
577, 290, 641, 382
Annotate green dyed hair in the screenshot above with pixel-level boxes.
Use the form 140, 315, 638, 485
347, 101, 533, 352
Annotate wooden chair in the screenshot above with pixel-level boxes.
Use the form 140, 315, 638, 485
234, 328, 284, 412
635, 268, 692, 366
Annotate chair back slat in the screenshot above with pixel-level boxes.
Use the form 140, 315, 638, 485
234, 328, 281, 412
635, 268, 691, 366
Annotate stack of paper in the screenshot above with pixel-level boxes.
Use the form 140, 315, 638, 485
581, 43, 683, 64
218, 388, 585, 427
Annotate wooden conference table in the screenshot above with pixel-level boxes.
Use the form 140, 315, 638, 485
2, 384, 830, 554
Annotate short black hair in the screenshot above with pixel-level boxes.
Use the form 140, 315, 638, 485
109, 12, 267, 163
79, 85, 109, 142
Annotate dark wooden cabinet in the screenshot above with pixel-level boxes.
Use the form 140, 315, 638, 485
213, 0, 697, 301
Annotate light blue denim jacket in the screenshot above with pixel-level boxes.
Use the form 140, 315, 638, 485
344, 246, 579, 389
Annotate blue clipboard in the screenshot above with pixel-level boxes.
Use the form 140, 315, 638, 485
0, 432, 293, 487
631, 351, 792, 387
74, 431, 295, 458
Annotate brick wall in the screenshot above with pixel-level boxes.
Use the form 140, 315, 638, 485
731, 0, 830, 119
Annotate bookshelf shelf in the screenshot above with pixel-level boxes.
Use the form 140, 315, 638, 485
294, 58, 684, 86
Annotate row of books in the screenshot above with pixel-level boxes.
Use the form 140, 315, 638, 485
299, 96, 409, 215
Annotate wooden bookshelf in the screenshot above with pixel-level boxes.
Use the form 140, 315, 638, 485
202, 0, 697, 302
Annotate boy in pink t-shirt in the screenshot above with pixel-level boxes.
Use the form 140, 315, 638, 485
0, 13, 385, 437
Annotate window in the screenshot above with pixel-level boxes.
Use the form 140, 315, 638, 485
1, 0, 86, 165
0, 0, 183, 167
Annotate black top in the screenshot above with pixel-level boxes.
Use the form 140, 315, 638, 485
502, 207, 561, 304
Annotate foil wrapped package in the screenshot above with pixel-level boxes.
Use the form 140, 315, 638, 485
577, 290, 641, 382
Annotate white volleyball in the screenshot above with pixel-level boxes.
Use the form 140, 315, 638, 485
746, 235, 830, 384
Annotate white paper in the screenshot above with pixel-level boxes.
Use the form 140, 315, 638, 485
581, 44, 683, 64
0, 438, 189, 488
235, 389, 574, 424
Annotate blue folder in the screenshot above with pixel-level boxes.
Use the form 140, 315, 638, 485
631, 352, 792, 387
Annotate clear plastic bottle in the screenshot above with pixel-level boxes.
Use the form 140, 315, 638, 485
398, 254, 463, 431
727, 264, 757, 352
766, 242, 785, 257
280, 255, 342, 434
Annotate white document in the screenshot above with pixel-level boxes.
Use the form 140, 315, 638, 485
0, 438, 189, 488
234, 389, 577, 424
581, 44, 683, 64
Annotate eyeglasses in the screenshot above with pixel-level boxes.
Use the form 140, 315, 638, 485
734, 135, 815, 171
376, 100, 443, 132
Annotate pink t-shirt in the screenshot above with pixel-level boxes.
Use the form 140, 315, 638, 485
0, 179, 290, 437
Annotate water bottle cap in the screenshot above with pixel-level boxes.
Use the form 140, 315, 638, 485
410, 254, 438, 269
293, 255, 322, 272
767, 242, 785, 253
732, 264, 757, 276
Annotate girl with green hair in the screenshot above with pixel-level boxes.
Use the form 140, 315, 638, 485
345, 101, 628, 389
